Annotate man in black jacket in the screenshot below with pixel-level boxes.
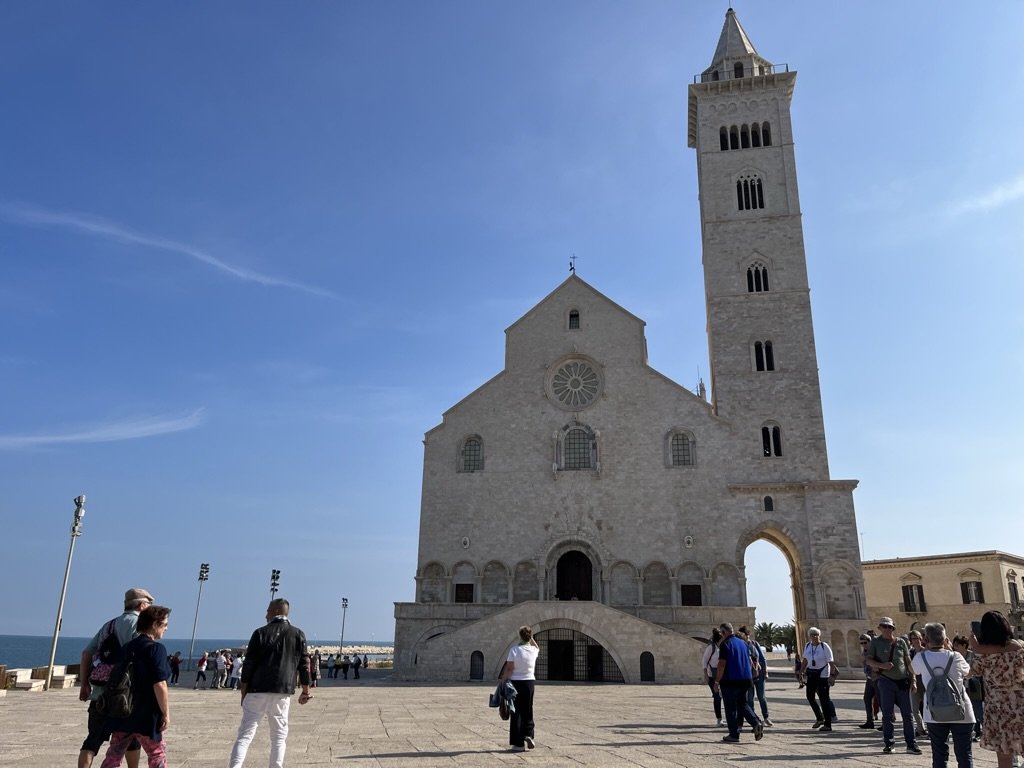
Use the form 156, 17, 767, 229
228, 599, 312, 768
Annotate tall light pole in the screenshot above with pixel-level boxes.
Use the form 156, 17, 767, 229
187, 563, 210, 671
270, 569, 281, 599
45, 495, 86, 691
339, 597, 349, 656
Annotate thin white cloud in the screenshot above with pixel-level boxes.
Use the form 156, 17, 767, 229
947, 174, 1024, 216
0, 203, 337, 299
0, 408, 205, 450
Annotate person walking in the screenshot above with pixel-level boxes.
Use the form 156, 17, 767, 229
739, 625, 772, 726
228, 654, 243, 690
193, 653, 209, 690
326, 654, 336, 679
99, 605, 173, 768
499, 625, 540, 752
866, 616, 922, 755
712, 622, 764, 743
77, 587, 155, 768
227, 599, 312, 768
799, 627, 837, 732
168, 652, 181, 686
341, 655, 350, 680
700, 628, 724, 727
953, 635, 984, 741
352, 653, 362, 679
912, 622, 974, 768
857, 633, 880, 729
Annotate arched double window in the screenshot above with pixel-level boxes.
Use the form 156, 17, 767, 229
555, 423, 599, 471
737, 174, 765, 211
753, 340, 775, 371
459, 435, 483, 472
746, 261, 770, 292
761, 423, 783, 457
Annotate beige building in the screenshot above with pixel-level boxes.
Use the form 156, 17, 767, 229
393, 9, 867, 683
863, 551, 1024, 639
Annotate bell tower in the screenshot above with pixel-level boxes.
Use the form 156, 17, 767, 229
689, 8, 830, 481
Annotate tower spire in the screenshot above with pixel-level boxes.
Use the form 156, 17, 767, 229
702, 8, 774, 82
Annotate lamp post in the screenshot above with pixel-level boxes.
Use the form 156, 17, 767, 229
270, 569, 281, 599
187, 563, 210, 671
45, 495, 86, 690
339, 597, 348, 656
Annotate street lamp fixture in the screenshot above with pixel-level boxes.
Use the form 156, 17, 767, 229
45, 495, 86, 690
270, 569, 281, 599
188, 563, 210, 671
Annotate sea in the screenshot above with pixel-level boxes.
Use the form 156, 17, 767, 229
0, 635, 393, 670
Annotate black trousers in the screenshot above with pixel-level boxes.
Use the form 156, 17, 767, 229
509, 680, 535, 747
805, 669, 833, 725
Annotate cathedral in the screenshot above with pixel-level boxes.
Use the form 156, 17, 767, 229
393, 9, 867, 683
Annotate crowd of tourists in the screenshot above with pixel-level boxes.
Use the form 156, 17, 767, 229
700, 613, 1024, 768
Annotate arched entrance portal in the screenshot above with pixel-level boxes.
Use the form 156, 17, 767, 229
556, 550, 593, 600
535, 628, 623, 682
742, 531, 804, 653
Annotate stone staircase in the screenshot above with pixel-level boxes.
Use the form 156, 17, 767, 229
2, 665, 79, 692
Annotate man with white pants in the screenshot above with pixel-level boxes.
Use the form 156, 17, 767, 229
228, 599, 311, 768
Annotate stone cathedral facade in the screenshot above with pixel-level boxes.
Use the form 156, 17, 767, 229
393, 9, 867, 683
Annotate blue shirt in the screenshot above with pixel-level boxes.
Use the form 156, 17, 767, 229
719, 635, 753, 683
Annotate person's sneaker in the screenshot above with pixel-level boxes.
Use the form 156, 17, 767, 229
525, 737, 535, 750
820, 725, 833, 732
907, 744, 923, 755
883, 744, 894, 754
858, 722, 875, 729
812, 720, 824, 729
763, 719, 774, 727
716, 719, 724, 727
754, 722, 764, 741
722, 735, 740, 743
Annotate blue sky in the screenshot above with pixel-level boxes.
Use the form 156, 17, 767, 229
2, 2, 1022, 644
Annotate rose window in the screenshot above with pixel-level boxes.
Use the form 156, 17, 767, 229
551, 360, 600, 408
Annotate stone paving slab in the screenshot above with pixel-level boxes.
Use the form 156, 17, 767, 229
0, 677, 1000, 767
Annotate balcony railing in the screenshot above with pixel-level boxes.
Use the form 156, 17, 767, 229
694, 63, 790, 84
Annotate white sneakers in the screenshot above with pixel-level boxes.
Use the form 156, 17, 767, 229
525, 736, 535, 750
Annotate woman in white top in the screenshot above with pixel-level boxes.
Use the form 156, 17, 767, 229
700, 628, 724, 726
499, 625, 540, 752
799, 627, 837, 731
911, 622, 974, 768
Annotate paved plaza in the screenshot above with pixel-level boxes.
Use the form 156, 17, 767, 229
1, 673, 1000, 767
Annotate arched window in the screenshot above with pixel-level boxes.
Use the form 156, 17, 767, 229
729, 126, 739, 150
753, 340, 775, 371
736, 174, 765, 211
568, 309, 580, 329
734, 62, 744, 79
469, 651, 484, 680
555, 423, 598, 471
763, 495, 774, 512
761, 423, 783, 457
712, 69, 720, 81
740, 125, 750, 149
460, 436, 483, 472
751, 123, 761, 147
667, 430, 696, 467
746, 261, 770, 293
720, 127, 729, 151
762, 122, 772, 146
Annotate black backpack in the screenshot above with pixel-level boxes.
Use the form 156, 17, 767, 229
89, 620, 122, 684
95, 649, 136, 719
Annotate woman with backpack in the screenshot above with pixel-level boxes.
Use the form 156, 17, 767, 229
911, 622, 974, 768
98, 605, 173, 768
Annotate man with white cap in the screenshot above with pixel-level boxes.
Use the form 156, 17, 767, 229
77, 587, 155, 768
866, 616, 922, 755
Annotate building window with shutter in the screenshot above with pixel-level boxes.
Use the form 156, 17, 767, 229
902, 584, 926, 613
960, 581, 985, 604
